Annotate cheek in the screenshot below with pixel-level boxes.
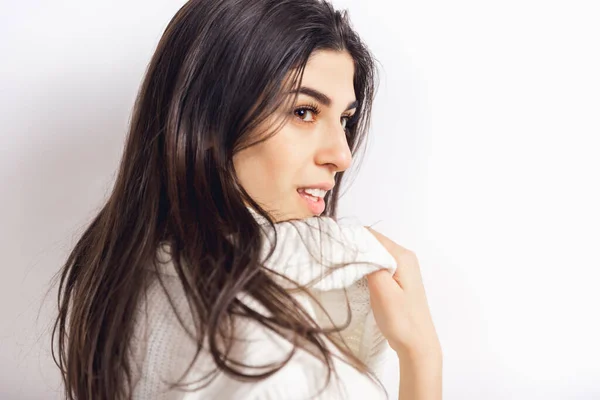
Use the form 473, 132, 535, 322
234, 141, 295, 198
256, 129, 306, 175
234, 124, 313, 210
257, 146, 298, 194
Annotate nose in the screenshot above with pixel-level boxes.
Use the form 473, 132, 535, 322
315, 120, 353, 172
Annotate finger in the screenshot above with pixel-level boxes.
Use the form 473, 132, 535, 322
367, 269, 405, 295
391, 250, 423, 288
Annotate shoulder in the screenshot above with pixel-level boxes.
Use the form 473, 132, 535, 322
129, 270, 386, 400
130, 271, 274, 399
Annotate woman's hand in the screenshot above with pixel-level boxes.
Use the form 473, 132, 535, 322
365, 227, 442, 361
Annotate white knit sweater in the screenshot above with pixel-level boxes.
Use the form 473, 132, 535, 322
130, 210, 400, 399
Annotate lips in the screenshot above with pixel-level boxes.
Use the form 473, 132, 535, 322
297, 189, 326, 215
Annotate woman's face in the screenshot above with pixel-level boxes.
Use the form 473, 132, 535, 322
233, 50, 357, 222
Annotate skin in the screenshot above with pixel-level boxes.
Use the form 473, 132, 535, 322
233, 49, 356, 222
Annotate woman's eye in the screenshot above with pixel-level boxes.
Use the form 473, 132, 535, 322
341, 115, 354, 131
341, 116, 349, 130
294, 108, 316, 122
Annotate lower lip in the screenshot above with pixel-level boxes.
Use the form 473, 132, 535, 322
297, 190, 326, 215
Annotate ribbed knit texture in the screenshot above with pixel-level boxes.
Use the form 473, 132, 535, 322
129, 212, 399, 399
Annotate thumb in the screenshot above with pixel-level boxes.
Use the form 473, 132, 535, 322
366, 269, 403, 302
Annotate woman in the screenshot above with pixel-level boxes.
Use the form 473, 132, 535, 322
51, 0, 442, 399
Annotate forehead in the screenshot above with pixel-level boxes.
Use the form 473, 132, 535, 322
298, 50, 356, 104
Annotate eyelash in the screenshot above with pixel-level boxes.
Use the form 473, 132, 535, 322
293, 102, 357, 131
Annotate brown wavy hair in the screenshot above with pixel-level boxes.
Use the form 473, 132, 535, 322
50, 0, 382, 398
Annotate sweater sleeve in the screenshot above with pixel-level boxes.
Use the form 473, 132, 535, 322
256, 216, 397, 291
253, 215, 399, 396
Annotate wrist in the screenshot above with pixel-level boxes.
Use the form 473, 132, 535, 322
395, 342, 442, 366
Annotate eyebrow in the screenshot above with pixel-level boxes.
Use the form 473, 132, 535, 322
290, 86, 358, 111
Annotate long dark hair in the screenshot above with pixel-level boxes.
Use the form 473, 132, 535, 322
51, 0, 380, 398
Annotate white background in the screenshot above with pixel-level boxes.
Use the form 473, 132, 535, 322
1, 0, 599, 399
